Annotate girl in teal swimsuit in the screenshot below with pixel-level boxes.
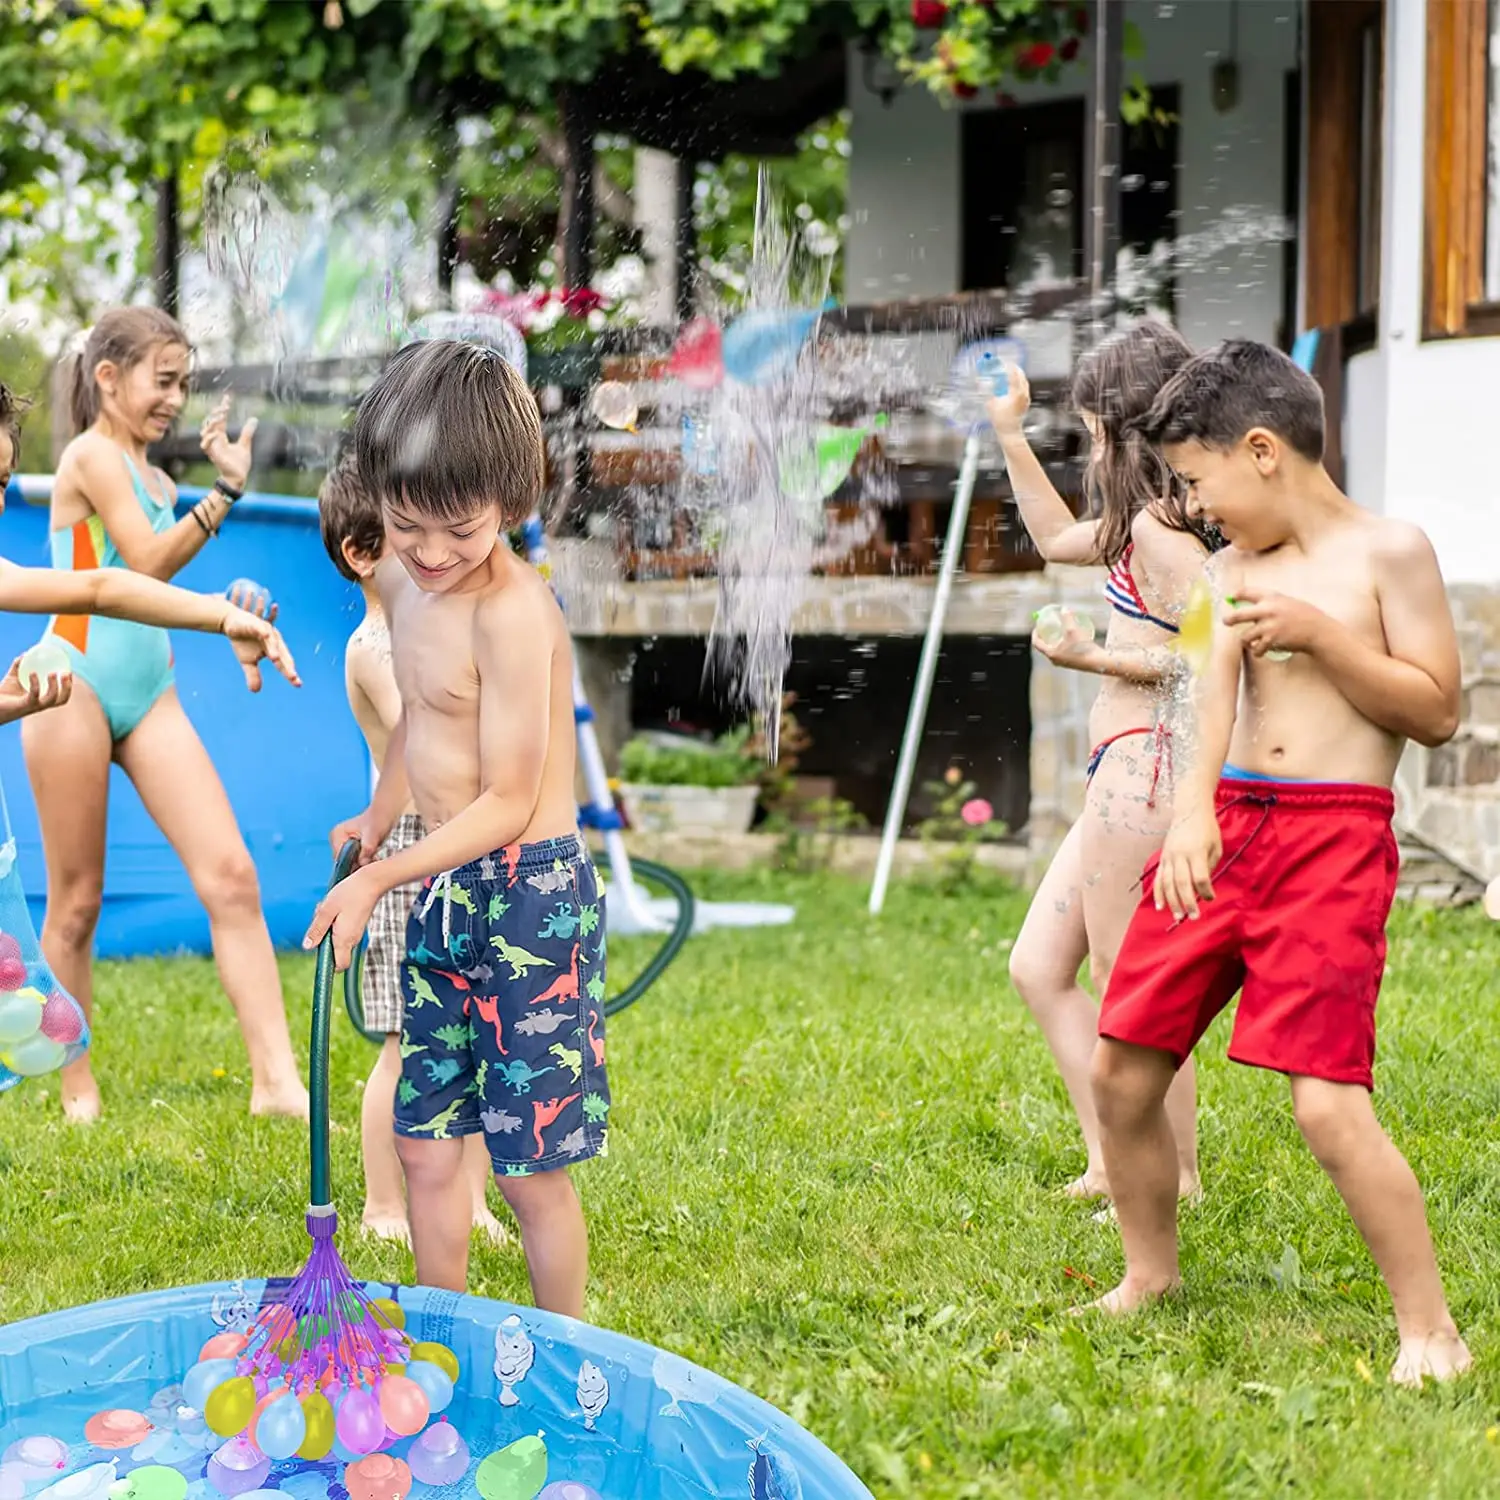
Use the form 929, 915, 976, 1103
21, 306, 308, 1123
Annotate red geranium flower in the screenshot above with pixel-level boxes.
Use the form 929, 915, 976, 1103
953, 80, 979, 99
911, 0, 948, 28
1072, 5, 1089, 32
1018, 40, 1056, 69
1059, 36, 1080, 61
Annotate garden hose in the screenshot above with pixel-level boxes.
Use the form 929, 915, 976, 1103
312, 838, 362, 1206
340, 848, 695, 1042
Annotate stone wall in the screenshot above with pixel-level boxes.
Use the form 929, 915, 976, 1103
1024, 566, 1110, 861
1392, 585, 1500, 886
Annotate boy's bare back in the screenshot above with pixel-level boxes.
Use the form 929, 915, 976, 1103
1209, 509, 1459, 787
377, 545, 578, 841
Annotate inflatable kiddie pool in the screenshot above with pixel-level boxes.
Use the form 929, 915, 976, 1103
0, 1281, 871, 1500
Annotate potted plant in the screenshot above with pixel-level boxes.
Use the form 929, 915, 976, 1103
617, 727, 764, 836
476, 285, 612, 389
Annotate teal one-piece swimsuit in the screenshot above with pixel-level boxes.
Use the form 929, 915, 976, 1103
43, 453, 176, 741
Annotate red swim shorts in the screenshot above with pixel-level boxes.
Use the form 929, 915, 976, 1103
1098, 777, 1398, 1091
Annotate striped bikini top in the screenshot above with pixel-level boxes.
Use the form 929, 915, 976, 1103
1103, 543, 1178, 634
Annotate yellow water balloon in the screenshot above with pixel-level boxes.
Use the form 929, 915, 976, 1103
296, 1390, 336, 1460
204, 1375, 256, 1437
409, 1341, 459, 1383
368, 1297, 405, 1331
1176, 577, 1215, 675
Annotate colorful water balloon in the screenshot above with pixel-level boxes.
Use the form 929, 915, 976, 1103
402, 1359, 453, 1416
38, 991, 84, 1043
1032, 605, 1096, 649
2, 1436, 68, 1480
35, 1462, 115, 1500
1176, 578, 1215, 675
16, 639, 71, 694
205, 1435, 269, 1499
1, 1031, 66, 1076
333, 1387, 384, 1456
667, 318, 724, 390
778, 415, 887, 504
224, 580, 272, 618
182, 1358, 237, 1413
252, 1390, 305, 1461
343, 1454, 412, 1500
294, 1391, 335, 1461
203, 1376, 256, 1438
367, 1297, 404, 1331
376, 1374, 429, 1436
407, 1341, 459, 1383
0, 988, 41, 1044
407, 1421, 470, 1488
721, 302, 830, 387
83, 1410, 152, 1449
589, 381, 638, 432
537, 1485, 603, 1500
475, 1436, 548, 1500
0, 935, 27, 992
107, 1466, 187, 1500
1223, 596, 1293, 661
197, 1332, 249, 1364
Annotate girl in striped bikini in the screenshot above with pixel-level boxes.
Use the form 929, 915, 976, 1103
988, 321, 1219, 1201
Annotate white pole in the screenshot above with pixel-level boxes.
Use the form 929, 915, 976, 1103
868, 429, 983, 916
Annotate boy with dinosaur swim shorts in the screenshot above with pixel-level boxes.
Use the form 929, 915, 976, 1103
307, 340, 608, 1318
1081, 340, 1470, 1387
317, 451, 510, 1249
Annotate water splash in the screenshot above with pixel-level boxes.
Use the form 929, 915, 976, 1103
693, 169, 838, 761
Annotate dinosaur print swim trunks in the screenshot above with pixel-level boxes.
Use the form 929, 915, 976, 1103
393, 832, 610, 1174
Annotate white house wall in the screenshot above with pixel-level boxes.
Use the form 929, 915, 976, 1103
845, 0, 1300, 348
1342, 0, 1500, 583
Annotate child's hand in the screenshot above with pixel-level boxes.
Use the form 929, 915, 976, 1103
0, 655, 71, 724
303, 866, 382, 970
1031, 608, 1103, 672
1155, 806, 1222, 921
200, 394, 258, 494
227, 578, 277, 623
220, 604, 300, 691
330, 812, 385, 866
986, 361, 1031, 439
1223, 588, 1326, 657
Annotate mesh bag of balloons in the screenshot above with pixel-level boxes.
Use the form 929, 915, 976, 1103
0, 772, 89, 1091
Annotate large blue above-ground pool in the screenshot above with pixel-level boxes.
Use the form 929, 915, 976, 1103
0, 482, 369, 957
0, 1283, 871, 1500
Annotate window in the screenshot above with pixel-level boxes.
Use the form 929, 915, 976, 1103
959, 91, 1180, 309
1303, 0, 1383, 333
1422, 0, 1500, 338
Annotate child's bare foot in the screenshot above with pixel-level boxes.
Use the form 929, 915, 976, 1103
361, 1211, 411, 1245
1071, 1275, 1180, 1317
1390, 1331, 1472, 1387
250, 1079, 310, 1119
472, 1206, 513, 1248
62, 1076, 102, 1124
1062, 1172, 1110, 1201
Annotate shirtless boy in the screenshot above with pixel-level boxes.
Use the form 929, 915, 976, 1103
305, 341, 608, 1317
1084, 340, 1470, 1386
317, 452, 510, 1249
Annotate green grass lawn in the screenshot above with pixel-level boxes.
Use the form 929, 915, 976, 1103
3, 869, 1499, 1498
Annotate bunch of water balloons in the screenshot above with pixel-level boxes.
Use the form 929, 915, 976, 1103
179, 1296, 462, 1482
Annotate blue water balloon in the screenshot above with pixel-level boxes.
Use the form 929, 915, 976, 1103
253, 1392, 306, 1461
721, 300, 835, 387
181, 1358, 235, 1413
403, 1359, 453, 1416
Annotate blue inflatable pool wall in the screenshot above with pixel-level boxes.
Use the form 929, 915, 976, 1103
0, 482, 369, 957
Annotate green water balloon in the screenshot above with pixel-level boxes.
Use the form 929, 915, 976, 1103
475, 1435, 548, 1500
779, 415, 887, 503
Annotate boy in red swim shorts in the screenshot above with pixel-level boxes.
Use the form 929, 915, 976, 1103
1083, 341, 1471, 1386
